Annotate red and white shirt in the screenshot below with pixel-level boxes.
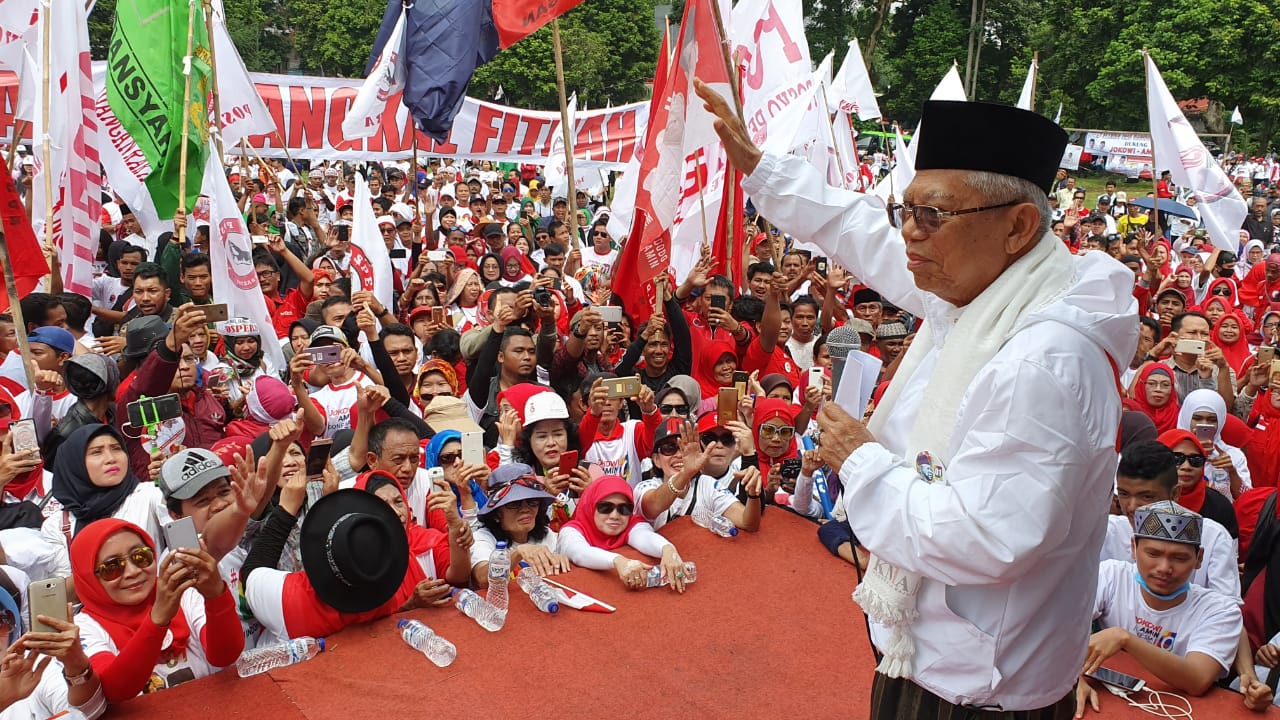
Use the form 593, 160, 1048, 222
309, 371, 375, 439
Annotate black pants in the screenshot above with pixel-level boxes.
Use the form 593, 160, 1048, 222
870, 674, 1075, 720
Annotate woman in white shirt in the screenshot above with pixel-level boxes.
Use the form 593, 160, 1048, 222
1177, 389, 1251, 499
559, 476, 690, 593
470, 467, 569, 586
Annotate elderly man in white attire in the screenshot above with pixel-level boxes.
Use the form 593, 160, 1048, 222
696, 81, 1139, 719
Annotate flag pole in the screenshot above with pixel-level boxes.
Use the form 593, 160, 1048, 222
175, 0, 199, 240
1142, 50, 1161, 239
0, 228, 39, 390
550, 19, 579, 244
203, 0, 224, 159
1030, 51, 1038, 113
693, 150, 711, 251
6, 121, 27, 173
730, 50, 747, 288
39, 0, 53, 253
821, 84, 848, 189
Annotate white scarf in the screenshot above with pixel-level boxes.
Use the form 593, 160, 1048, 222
852, 234, 1075, 678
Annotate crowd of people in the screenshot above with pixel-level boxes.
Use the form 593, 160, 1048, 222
0, 138, 1275, 716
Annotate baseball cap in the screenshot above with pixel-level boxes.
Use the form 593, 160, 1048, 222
159, 448, 230, 501
482, 223, 504, 238
309, 325, 349, 347
523, 391, 569, 425
251, 193, 268, 205
653, 417, 690, 450
28, 327, 75, 355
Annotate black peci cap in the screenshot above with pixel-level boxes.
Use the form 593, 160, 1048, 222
915, 101, 1069, 194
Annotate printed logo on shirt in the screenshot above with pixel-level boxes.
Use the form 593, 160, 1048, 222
1133, 616, 1178, 651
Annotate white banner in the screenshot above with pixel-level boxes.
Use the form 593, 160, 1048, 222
209, 5, 275, 147
828, 39, 881, 121
731, 0, 814, 148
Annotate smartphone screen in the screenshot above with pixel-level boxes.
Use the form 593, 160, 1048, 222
1086, 667, 1144, 692
717, 387, 739, 424
305, 440, 332, 480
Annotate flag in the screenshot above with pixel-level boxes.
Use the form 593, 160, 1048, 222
492, 0, 585, 48
828, 39, 880, 121
759, 53, 831, 157
203, 146, 282, 368
544, 92, 578, 194
1231, 105, 1243, 125
0, 155, 49, 312
613, 0, 732, 324
349, 174, 395, 312
208, 0, 274, 147
873, 125, 914, 203
494, 84, 504, 101
343, 3, 407, 140
606, 28, 669, 241
0, 0, 36, 75
106, 0, 212, 217
831, 107, 860, 190
731, 0, 813, 148
1145, 53, 1246, 253
94, 63, 169, 241
1015, 56, 1036, 111
1054, 103, 1062, 124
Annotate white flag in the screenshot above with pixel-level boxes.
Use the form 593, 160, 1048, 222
1145, 54, 1246, 253
341, 5, 406, 140
933, 63, 967, 101
1054, 103, 1062, 124
0, 0, 36, 75
828, 39, 881, 121
208, 0, 274, 146
1230, 105, 1243, 126
1015, 57, 1036, 111
831, 107, 859, 190
545, 92, 578, 195
874, 125, 915, 203
759, 53, 831, 156
349, 174, 395, 311
204, 146, 284, 369
730, 0, 813, 148
495, 85, 505, 101
93, 64, 168, 240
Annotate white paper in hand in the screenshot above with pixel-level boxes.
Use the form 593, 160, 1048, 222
833, 349, 882, 421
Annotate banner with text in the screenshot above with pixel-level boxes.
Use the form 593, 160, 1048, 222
1084, 131, 1153, 177
1, 70, 646, 167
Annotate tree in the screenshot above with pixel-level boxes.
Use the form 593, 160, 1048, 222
287, 0, 388, 77
802, 0, 859, 64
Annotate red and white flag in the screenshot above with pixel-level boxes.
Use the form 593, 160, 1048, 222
827, 39, 881, 121
730, 0, 813, 148
1145, 54, 1245, 253
0, 155, 49, 312
350, 174, 395, 311
342, 3, 406, 140
208, 0, 274, 146
203, 145, 284, 370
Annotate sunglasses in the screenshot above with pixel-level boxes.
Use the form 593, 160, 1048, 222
886, 200, 1019, 234
595, 501, 633, 517
758, 424, 796, 440
487, 475, 545, 505
654, 441, 680, 457
1171, 452, 1205, 468
700, 430, 736, 447
593, 231, 609, 237
1212, 288, 1231, 296
659, 403, 689, 416
436, 451, 462, 466
95, 545, 155, 581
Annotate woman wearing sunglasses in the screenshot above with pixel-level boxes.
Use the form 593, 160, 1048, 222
635, 418, 762, 533
70, 518, 242, 701
471, 465, 569, 585
1157, 429, 1239, 540
753, 398, 801, 502
560, 476, 691, 593
41, 425, 169, 579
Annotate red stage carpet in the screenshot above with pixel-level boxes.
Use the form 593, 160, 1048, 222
110, 512, 1268, 719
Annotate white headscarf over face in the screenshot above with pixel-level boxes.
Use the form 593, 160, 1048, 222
1176, 388, 1226, 448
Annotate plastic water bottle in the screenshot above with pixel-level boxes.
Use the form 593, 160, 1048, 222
454, 588, 506, 631
644, 561, 698, 588
691, 507, 739, 537
235, 637, 325, 677
397, 619, 457, 667
515, 562, 560, 614
486, 541, 511, 612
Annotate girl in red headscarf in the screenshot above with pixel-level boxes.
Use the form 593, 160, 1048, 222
558, 476, 690, 593
1211, 311, 1253, 378
1156, 429, 1239, 538
1124, 364, 1180, 434
1244, 378, 1280, 490
70, 519, 242, 701
692, 336, 738, 416
753, 397, 800, 493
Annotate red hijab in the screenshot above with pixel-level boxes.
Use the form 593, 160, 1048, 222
752, 397, 799, 479
693, 336, 737, 400
1246, 389, 1280, 489
1211, 311, 1253, 376
1204, 277, 1239, 309
1157, 428, 1207, 512
70, 519, 191, 656
353, 471, 443, 559
0, 386, 42, 499
561, 475, 641, 551
1126, 364, 1180, 434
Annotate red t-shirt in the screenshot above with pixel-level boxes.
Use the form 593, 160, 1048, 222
267, 288, 312, 340
740, 338, 801, 390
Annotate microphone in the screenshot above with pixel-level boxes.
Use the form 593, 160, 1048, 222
825, 324, 860, 403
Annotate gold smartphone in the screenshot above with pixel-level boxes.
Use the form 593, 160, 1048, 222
717, 387, 739, 424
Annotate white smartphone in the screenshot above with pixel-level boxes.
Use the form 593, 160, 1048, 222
251, 235, 269, 245
162, 516, 201, 552
597, 305, 623, 323
1174, 338, 1205, 355
461, 431, 484, 466
808, 366, 825, 389
1085, 666, 1145, 694
427, 250, 448, 262
27, 578, 67, 634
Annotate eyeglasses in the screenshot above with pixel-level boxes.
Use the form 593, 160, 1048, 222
486, 475, 545, 505
1171, 453, 1205, 468
659, 403, 689, 416
654, 441, 680, 457
700, 430, 736, 447
758, 424, 796, 440
436, 451, 462, 466
1212, 287, 1231, 296
593, 231, 609, 238
1144, 380, 1172, 391
595, 501, 633, 516
256, 270, 277, 279
886, 200, 1021, 234
95, 545, 155, 581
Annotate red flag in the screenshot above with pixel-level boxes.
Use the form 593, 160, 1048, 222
0, 155, 50, 312
709, 167, 744, 288
492, 0, 587, 49
613, 0, 732, 325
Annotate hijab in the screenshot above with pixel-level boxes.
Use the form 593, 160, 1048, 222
500, 245, 531, 283
752, 397, 799, 479
1156, 428, 1207, 513
353, 471, 443, 558
445, 268, 479, 307
413, 359, 459, 413
71, 519, 191, 656
1211, 311, 1252, 376
1246, 387, 1280, 489
693, 336, 737, 400
561, 476, 640, 551
1204, 277, 1238, 309
52, 425, 140, 531
478, 253, 503, 283
1241, 239, 1267, 277
423, 430, 487, 510
1125, 365, 1180, 434
1176, 388, 1227, 447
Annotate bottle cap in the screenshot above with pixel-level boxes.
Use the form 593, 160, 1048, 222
396, 619, 409, 629
728, 527, 739, 536
496, 540, 508, 549
317, 637, 327, 651
548, 602, 560, 614
518, 561, 532, 569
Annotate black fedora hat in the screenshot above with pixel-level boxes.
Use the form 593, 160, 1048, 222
299, 489, 408, 613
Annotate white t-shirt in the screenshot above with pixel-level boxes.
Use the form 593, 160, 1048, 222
78, 586, 226, 695
469, 526, 560, 569
1099, 514, 1240, 602
1093, 559, 1241, 674
92, 275, 129, 311
309, 371, 374, 439
580, 246, 617, 276
40, 484, 169, 578
583, 420, 645, 487
634, 476, 739, 530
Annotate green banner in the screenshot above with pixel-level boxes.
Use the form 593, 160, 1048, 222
106, 0, 211, 218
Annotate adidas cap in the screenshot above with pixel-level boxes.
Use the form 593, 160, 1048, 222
159, 448, 231, 501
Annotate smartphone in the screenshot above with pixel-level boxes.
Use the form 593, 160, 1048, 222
305, 440, 332, 481
733, 370, 749, 397
1085, 667, 1145, 694
427, 250, 448, 262
808, 366, 825, 389
1193, 423, 1216, 442
1174, 338, 1205, 355
717, 387, 739, 424
597, 305, 623, 323
459, 431, 483, 468
251, 235, 269, 245
162, 516, 200, 552
9, 418, 38, 454
303, 345, 343, 365
604, 376, 641, 398
815, 257, 828, 277
27, 578, 66, 634
126, 393, 183, 428
426, 467, 445, 484
709, 295, 728, 311
1259, 346, 1276, 365
389, 248, 408, 259
199, 303, 229, 324
558, 450, 579, 475
431, 306, 446, 324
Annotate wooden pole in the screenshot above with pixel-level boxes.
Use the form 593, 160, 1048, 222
1030, 51, 1038, 113
730, 50, 746, 287
693, 150, 710, 250
175, 0, 199, 240
550, 19, 579, 244
203, 1, 224, 159
1143, 50, 1161, 239
0, 230, 38, 390
39, 0, 53, 253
